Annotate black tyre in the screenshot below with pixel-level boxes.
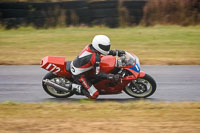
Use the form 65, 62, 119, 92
124, 74, 157, 98
42, 72, 74, 98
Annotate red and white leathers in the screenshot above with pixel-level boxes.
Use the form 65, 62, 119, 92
70, 44, 103, 99
70, 44, 124, 99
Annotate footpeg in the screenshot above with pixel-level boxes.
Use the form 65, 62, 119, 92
72, 84, 82, 93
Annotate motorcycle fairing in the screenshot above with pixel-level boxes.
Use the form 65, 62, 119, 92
41, 56, 71, 77
123, 68, 146, 80
94, 79, 130, 94
129, 64, 140, 73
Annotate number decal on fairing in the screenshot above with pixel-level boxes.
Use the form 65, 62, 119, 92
45, 64, 61, 73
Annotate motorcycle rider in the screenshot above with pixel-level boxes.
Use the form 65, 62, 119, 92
70, 35, 125, 99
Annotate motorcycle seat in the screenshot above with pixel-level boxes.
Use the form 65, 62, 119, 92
66, 61, 71, 72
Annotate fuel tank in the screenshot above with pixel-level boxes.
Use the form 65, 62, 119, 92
100, 55, 116, 73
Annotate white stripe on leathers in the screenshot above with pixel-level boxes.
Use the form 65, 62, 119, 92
70, 62, 93, 75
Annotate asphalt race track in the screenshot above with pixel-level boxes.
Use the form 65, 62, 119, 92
0, 65, 200, 103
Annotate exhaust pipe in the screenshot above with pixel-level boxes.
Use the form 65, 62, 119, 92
43, 79, 70, 92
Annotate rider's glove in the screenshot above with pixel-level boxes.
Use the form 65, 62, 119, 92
116, 50, 125, 57
107, 74, 121, 82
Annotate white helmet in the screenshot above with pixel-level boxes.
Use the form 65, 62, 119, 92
92, 35, 111, 55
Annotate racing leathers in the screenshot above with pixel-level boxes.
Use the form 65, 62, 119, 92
70, 44, 124, 99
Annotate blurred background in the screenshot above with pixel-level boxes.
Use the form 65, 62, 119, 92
0, 0, 199, 28
0, 0, 200, 65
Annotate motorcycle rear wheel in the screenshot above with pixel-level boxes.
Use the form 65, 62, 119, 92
124, 74, 156, 98
42, 72, 74, 98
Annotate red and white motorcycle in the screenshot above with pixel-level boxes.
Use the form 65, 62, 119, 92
41, 51, 156, 99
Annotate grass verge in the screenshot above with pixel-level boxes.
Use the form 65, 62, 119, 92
0, 26, 200, 65
0, 101, 199, 133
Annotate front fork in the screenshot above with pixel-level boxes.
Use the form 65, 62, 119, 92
121, 70, 146, 92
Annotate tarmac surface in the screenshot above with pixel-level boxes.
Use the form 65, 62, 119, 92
0, 65, 200, 103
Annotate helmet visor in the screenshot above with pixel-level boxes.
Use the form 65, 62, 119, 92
99, 44, 110, 52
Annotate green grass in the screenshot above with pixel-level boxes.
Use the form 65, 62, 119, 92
0, 25, 200, 65
0, 101, 200, 133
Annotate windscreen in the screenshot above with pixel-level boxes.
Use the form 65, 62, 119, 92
119, 52, 136, 67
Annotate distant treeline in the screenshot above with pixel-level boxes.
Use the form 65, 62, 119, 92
0, 0, 147, 29
0, 0, 199, 29
142, 0, 200, 26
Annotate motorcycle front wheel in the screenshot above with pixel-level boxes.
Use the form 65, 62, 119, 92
42, 72, 74, 98
124, 74, 157, 98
